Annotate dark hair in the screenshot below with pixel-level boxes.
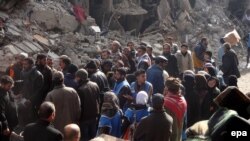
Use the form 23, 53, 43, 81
181, 43, 188, 48
24, 58, 34, 65
135, 69, 146, 77
220, 38, 225, 44
195, 74, 207, 90
137, 45, 147, 52
201, 37, 207, 43
38, 102, 55, 119
36, 53, 47, 60
165, 77, 181, 94
60, 55, 71, 66
0, 75, 14, 85
223, 43, 231, 51
115, 68, 127, 76
205, 51, 213, 58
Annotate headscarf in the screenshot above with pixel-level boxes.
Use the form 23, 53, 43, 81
101, 91, 120, 117
136, 91, 148, 105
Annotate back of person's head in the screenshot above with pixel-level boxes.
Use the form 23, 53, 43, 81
75, 69, 88, 80
38, 102, 55, 120
223, 42, 231, 51
68, 64, 78, 75
201, 37, 207, 43
64, 124, 81, 141
53, 71, 64, 86
60, 55, 71, 66
136, 91, 148, 105
205, 51, 213, 58
165, 77, 181, 94
0, 75, 14, 85
154, 55, 168, 64
152, 93, 164, 110
85, 60, 98, 70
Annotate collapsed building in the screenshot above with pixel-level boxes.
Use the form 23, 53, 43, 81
0, 0, 249, 72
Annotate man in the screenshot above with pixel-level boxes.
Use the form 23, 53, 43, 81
127, 41, 136, 59
5, 53, 27, 95
46, 56, 57, 73
23, 102, 63, 141
64, 64, 78, 90
21, 57, 44, 122
110, 40, 122, 61
137, 45, 151, 70
75, 69, 100, 141
165, 36, 178, 54
193, 37, 208, 71
0, 76, 16, 141
36, 54, 53, 107
123, 47, 136, 74
221, 43, 240, 84
147, 56, 168, 94
146, 45, 155, 64
113, 68, 132, 110
163, 43, 179, 77
164, 77, 187, 141
175, 44, 194, 75
217, 38, 225, 68
59, 55, 72, 75
85, 60, 109, 93
45, 71, 81, 132
100, 49, 111, 61
130, 69, 153, 101
134, 94, 173, 141
64, 124, 81, 141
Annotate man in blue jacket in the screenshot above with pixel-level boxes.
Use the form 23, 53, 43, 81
146, 56, 168, 94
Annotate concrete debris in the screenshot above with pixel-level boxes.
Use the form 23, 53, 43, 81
0, 0, 249, 72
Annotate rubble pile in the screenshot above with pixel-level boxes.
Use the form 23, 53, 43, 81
0, 0, 249, 72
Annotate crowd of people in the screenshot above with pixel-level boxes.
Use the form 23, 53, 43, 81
0, 36, 249, 141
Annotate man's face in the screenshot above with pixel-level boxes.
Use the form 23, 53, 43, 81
202, 39, 208, 47
146, 47, 152, 55
208, 79, 216, 88
123, 48, 130, 56
137, 73, 146, 83
127, 43, 134, 50
137, 49, 144, 57
181, 46, 188, 54
1, 83, 13, 91
38, 58, 47, 66
16, 57, 24, 65
111, 43, 118, 52
163, 45, 171, 54
101, 51, 109, 59
47, 58, 53, 67
114, 71, 122, 81
23, 60, 32, 71
59, 59, 66, 70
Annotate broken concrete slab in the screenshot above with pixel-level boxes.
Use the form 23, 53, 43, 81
33, 34, 50, 46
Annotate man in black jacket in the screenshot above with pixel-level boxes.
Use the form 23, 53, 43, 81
36, 54, 53, 108
134, 94, 173, 141
20, 58, 44, 124
163, 43, 179, 77
23, 101, 63, 141
0, 75, 16, 141
75, 69, 100, 141
221, 43, 240, 84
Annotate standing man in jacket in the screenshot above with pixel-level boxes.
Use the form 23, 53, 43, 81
163, 43, 179, 77
45, 71, 81, 133
75, 69, 100, 141
193, 37, 208, 72
23, 102, 63, 141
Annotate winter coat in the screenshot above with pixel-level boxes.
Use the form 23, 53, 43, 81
146, 65, 165, 94
193, 43, 207, 69
45, 85, 81, 132
221, 49, 240, 80
90, 70, 109, 92
175, 50, 194, 74
163, 53, 179, 77
77, 80, 100, 122
134, 110, 173, 141
21, 67, 44, 108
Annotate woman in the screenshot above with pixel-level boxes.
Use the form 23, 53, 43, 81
97, 91, 122, 137
122, 91, 149, 139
